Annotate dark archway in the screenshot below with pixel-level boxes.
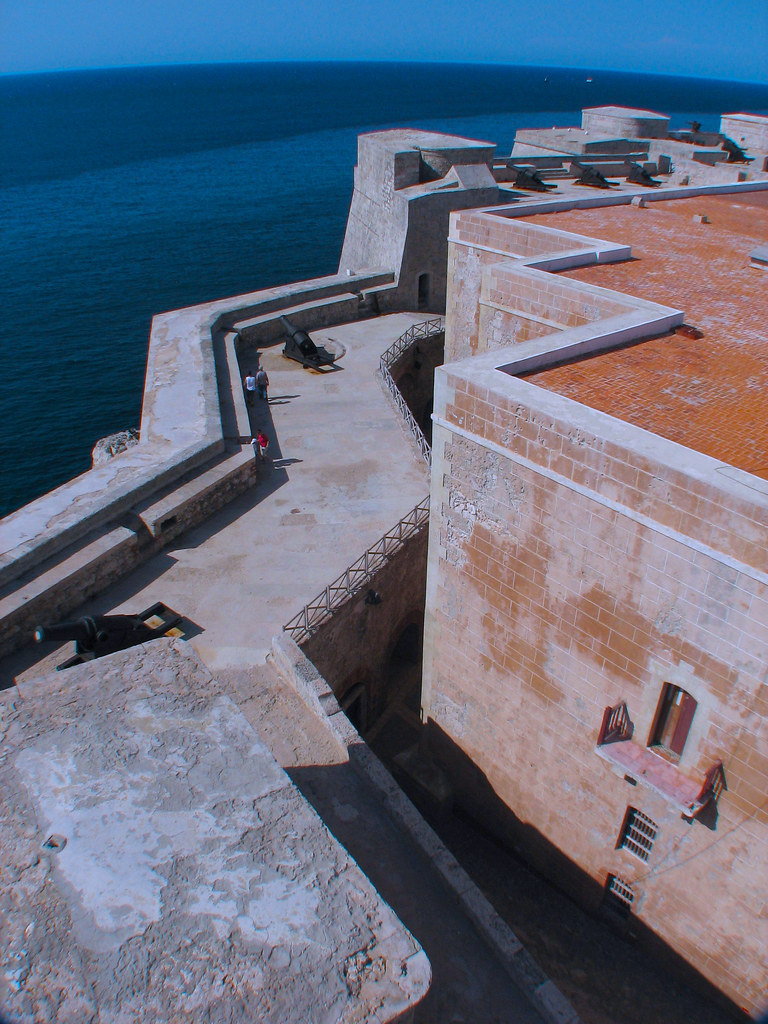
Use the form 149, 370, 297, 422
420, 398, 433, 442
386, 619, 424, 718
417, 273, 430, 310
341, 680, 368, 733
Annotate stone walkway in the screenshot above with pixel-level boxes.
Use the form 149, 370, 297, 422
4, 313, 429, 687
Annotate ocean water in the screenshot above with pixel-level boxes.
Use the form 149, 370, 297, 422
2, 61, 768, 518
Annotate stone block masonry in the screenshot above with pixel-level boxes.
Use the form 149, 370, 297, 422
423, 196, 768, 1014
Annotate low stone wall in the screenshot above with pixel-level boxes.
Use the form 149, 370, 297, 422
0, 526, 143, 658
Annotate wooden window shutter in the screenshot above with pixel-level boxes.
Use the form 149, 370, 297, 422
669, 691, 697, 757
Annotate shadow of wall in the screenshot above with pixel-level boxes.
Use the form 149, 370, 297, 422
425, 718, 745, 1020
299, 530, 428, 729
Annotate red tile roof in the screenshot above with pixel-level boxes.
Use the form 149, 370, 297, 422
524, 192, 768, 478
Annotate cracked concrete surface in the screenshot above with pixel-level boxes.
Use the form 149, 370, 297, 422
0, 642, 429, 1023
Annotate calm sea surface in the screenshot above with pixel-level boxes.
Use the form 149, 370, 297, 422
2, 62, 767, 517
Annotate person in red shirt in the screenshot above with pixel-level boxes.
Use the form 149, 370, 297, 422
251, 430, 270, 462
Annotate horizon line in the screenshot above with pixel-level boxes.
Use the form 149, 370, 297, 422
2, 57, 768, 90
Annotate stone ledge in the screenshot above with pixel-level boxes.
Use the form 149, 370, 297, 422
270, 633, 582, 1024
136, 447, 256, 542
0, 526, 141, 660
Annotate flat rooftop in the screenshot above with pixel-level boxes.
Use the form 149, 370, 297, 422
360, 128, 494, 152
0, 641, 429, 1023
524, 190, 768, 479
583, 105, 667, 120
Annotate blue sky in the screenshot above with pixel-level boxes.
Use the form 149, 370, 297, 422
2, 0, 767, 83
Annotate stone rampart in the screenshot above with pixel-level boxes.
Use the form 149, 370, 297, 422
0, 270, 396, 658
339, 130, 500, 314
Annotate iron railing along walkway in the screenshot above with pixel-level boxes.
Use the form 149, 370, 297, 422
379, 318, 444, 467
283, 497, 430, 643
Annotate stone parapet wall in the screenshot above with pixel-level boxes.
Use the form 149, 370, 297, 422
0, 526, 143, 659
0, 270, 398, 658
581, 106, 669, 139
445, 211, 671, 364
721, 113, 768, 153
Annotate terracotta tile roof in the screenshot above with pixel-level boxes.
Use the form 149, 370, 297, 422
524, 192, 768, 478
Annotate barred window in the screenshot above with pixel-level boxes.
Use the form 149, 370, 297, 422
604, 874, 635, 918
618, 807, 658, 861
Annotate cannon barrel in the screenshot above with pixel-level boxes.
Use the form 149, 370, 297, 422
34, 617, 103, 647
279, 315, 317, 355
34, 614, 154, 654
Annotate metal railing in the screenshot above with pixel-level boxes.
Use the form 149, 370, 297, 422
283, 496, 430, 643
379, 318, 444, 467
380, 317, 444, 369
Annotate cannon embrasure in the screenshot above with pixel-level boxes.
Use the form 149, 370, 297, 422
34, 602, 183, 670
280, 315, 336, 369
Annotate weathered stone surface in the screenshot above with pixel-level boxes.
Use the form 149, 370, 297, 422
91, 428, 140, 467
0, 641, 429, 1023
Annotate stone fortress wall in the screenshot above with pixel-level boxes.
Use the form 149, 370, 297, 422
3, 104, 768, 1017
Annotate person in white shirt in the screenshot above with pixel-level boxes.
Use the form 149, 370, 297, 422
244, 370, 256, 406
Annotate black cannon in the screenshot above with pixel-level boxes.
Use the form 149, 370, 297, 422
570, 161, 619, 189
625, 161, 662, 187
280, 315, 336, 369
509, 165, 557, 192
721, 136, 753, 163
34, 602, 183, 668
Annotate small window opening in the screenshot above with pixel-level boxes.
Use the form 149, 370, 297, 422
603, 874, 634, 918
417, 273, 430, 310
341, 682, 367, 732
618, 807, 658, 861
650, 684, 697, 761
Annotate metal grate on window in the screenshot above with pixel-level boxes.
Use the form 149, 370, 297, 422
605, 874, 635, 916
619, 807, 658, 861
